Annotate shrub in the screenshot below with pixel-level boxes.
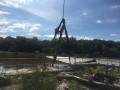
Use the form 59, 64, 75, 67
18, 72, 56, 90
69, 80, 85, 90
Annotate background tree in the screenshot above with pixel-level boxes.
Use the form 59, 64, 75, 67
0, 36, 120, 58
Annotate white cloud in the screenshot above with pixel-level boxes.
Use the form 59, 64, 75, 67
0, 0, 62, 20
27, 8, 60, 21
0, 10, 11, 15
22, 0, 61, 21
75, 36, 93, 40
44, 34, 93, 40
0, 22, 42, 34
44, 34, 72, 38
0, 34, 8, 38
0, 27, 14, 33
33, 24, 41, 27
96, 20, 102, 24
11, 23, 30, 29
110, 34, 117, 37
29, 24, 41, 32
0, 0, 33, 8
111, 5, 120, 9
81, 11, 87, 16
0, 2, 6, 6
95, 19, 118, 24
10, 23, 41, 31
27, 33, 41, 37
44, 34, 54, 38
0, 19, 9, 25
1, 0, 61, 21
29, 27, 39, 32
0, 23, 30, 33
106, 19, 117, 23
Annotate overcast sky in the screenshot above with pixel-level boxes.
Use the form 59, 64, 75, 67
0, 0, 120, 41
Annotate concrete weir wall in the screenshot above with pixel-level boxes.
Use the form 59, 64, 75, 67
56, 73, 120, 90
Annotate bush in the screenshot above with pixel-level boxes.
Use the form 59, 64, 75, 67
69, 80, 85, 90
18, 72, 56, 90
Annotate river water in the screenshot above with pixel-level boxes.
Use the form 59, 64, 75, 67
0, 56, 120, 74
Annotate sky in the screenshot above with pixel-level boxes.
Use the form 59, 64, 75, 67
0, 0, 120, 41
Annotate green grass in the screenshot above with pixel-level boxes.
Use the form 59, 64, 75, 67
18, 72, 56, 90
3, 71, 57, 90
69, 80, 87, 90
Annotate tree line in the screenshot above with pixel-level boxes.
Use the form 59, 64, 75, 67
0, 36, 120, 58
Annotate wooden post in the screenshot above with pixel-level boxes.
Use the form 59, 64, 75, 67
58, 59, 59, 71
16, 64, 18, 70
43, 55, 46, 70
74, 56, 76, 64
97, 58, 99, 64
119, 60, 120, 67
107, 59, 108, 65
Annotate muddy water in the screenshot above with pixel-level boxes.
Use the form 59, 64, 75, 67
0, 52, 120, 73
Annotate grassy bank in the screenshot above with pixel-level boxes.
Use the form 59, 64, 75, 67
1, 71, 90, 90
3, 71, 57, 90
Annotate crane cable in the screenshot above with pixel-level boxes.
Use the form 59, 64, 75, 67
62, 0, 65, 18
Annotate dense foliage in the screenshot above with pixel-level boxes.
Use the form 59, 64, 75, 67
0, 36, 120, 58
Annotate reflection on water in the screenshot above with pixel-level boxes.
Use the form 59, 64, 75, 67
0, 66, 4, 73
0, 65, 16, 73
0, 56, 120, 74
0, 62, 70, 74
